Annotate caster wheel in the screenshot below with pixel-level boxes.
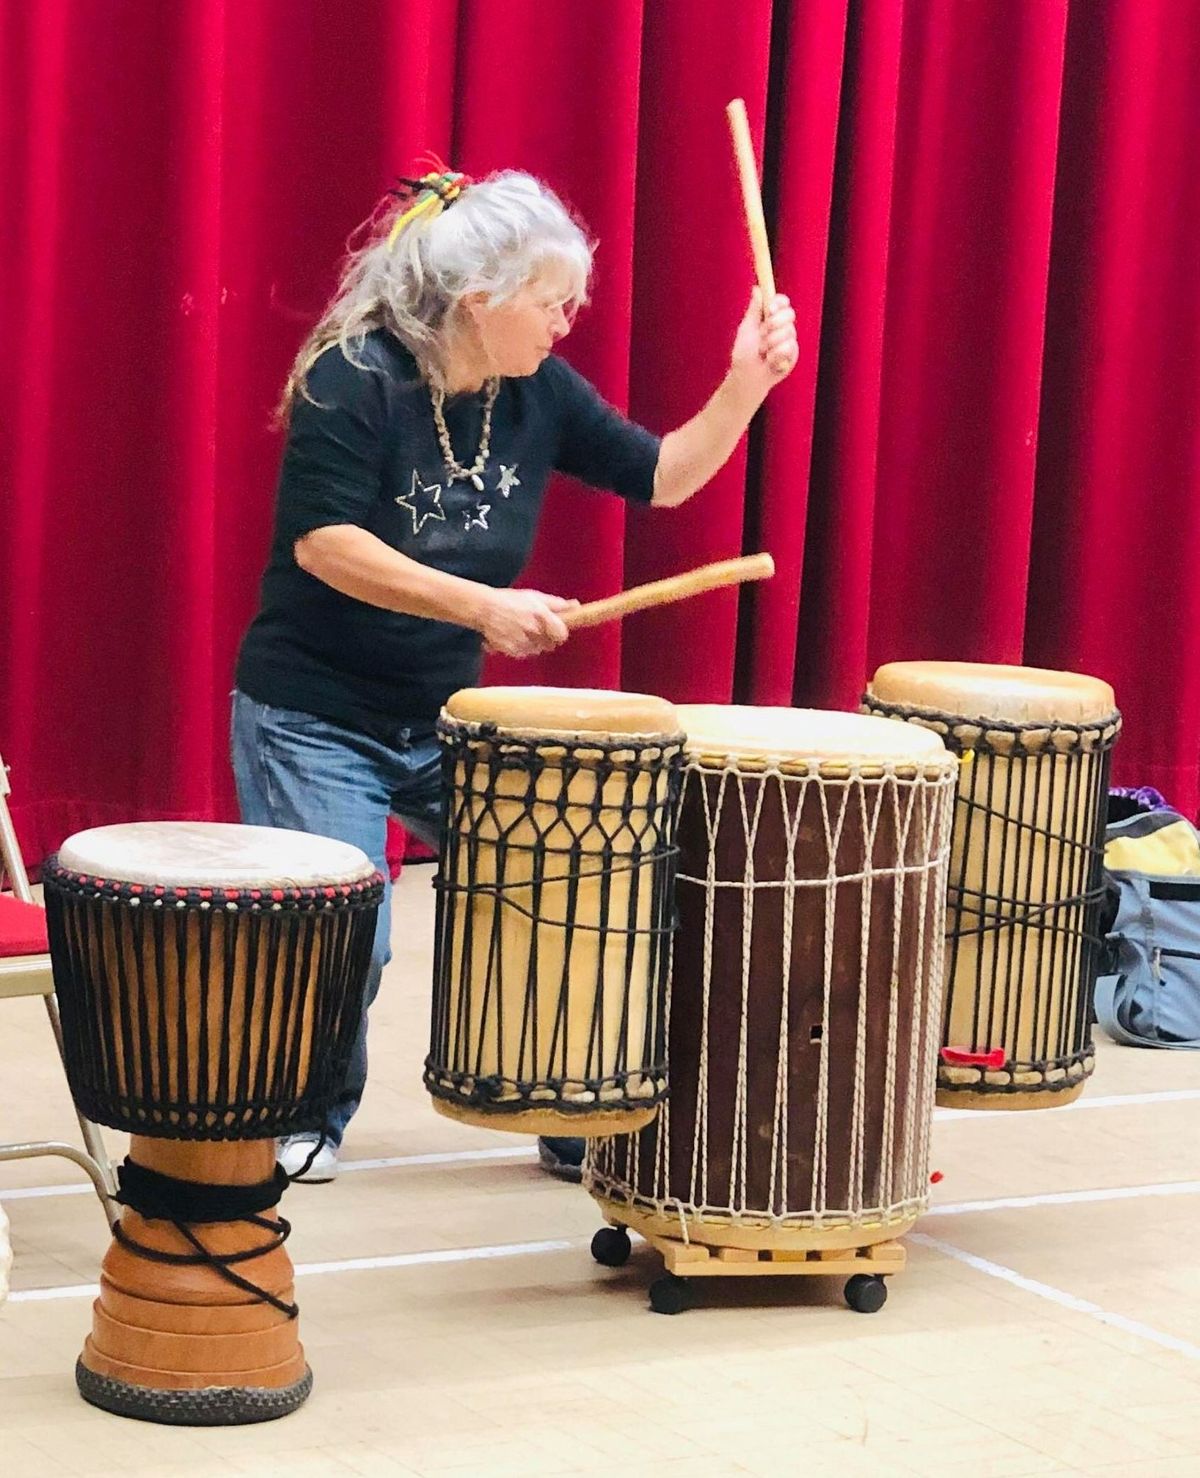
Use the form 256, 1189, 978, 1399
844, 1274, 888, 1313
649, 1274, 692, 1315
591, 1226, 632, 1268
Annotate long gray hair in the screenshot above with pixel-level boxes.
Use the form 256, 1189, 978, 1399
279, 170, 594, 419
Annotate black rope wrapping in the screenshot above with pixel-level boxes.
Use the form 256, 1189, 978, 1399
427, 719, 684, 1112
114, 1158, 298, 1319
42, 866, 383, 1139
117, 1157, 290, 1220
949, 877, 1110, 943
862, 694, 1120, 1082
858, 699, 1121, 755
433, 855, 679, 935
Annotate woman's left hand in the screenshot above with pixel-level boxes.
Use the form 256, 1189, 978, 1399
729, 288, 798, 402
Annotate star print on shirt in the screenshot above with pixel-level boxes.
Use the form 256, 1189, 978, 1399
496, 464, 521, 498
464, 503, 491, 532
395, 470, 447, 536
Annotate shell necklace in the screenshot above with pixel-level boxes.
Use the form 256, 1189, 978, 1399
430, 378, 500, 492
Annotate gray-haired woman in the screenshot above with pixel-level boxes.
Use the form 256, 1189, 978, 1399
231, 166, 798, 1184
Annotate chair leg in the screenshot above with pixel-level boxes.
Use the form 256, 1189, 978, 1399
77, 1112, 118, 1196
40, 994, 119, 1225
0, 1142, 117, 1220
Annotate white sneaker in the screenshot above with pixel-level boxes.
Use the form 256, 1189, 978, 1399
277, 1133, 339, 1183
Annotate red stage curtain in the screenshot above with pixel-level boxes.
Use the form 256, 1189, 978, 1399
1026, 2, 1200, 812
2, 0, 1197, 868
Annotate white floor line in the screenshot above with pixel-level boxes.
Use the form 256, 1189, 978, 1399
928, 1180, 1200, 1217
7, 1281, 100, 1303
0, 1182, 95, 1202
5, 1236, 584, 1304
293, 1236, 577, 1279
7, 1177, 1200, 1304
910, 1231, 1200, 1362
0, 1144, 538, 1201
15, 1228, 1200, 1373
5, 1086, 1199, 1205
339, 1146, 536, 1173
934, 1087, 1200, 1121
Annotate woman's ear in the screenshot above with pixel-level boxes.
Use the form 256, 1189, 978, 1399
458, 291, 489, 328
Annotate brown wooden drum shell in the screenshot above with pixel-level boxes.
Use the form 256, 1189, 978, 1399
589, 752, 956, 1249
78, 1139, 309, 1414
40, 823, 383, 1424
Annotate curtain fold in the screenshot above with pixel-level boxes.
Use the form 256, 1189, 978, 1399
618, 0, 777, 704
862, 0, 1069, 677
455, 0, 649, 693
1028, 0, 1200, 815
2, 0, 1196, 865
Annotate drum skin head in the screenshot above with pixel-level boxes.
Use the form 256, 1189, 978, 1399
57, 821, 376, 890
443, 685, 680, 739
675, 704, 948, 769
868, 661, 1116, 727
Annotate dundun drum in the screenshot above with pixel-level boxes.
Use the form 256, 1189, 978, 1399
864, 662, 1120, 1108
43, 822, 382, 1424
587, 708, 957, 1251
427, 687, 684, 1136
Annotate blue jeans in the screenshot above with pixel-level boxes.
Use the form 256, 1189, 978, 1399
230, 690, 443, 1145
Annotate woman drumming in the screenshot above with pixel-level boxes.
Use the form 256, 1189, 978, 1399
231, 166, 797, 1183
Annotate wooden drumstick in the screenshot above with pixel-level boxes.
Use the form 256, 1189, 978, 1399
564, 553, 775, 632
726, 97, 776, 305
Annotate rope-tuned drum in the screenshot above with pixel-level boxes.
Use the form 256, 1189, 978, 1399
44, 822, 382, 1424
427, 687, 684, 1137
864, 662, 1120, 1109
587, 707, 957, 1255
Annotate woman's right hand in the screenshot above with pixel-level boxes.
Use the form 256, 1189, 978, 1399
477, 588, 579, 657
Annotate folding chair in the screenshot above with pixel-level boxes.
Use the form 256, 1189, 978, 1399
0, 753, 116, 1224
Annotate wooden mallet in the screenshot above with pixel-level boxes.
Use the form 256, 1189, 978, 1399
564, 553, 775, 632
561, 106, 779, 638
726, 97, 776, 305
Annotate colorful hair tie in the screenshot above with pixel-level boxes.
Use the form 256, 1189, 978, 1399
387, 155, 472, 248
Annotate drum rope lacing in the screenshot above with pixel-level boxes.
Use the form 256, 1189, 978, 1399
42, 867, 382, 1138
587, 757, 956, 1236
427, 721, 684, 1111
432, 724, 683, 922
862, 697, 1120, 1083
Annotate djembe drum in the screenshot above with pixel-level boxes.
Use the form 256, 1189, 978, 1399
587, 707, 957, 1312
43, 822, 382, 1424
427, 687, 684, 1136
864, 662, 1120, 1108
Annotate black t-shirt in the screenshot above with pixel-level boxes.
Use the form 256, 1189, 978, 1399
236, 330, 660, 730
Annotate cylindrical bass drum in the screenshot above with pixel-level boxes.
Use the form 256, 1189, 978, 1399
44, 821, 382, 1425
427, 687, 684, 1137
587, 707, 957, 1252
864, 661, 1120, 1108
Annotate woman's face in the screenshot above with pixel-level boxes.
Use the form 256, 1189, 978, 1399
462, 274, 578, 378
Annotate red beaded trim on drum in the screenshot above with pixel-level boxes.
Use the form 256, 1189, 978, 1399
42, 860, 385, 910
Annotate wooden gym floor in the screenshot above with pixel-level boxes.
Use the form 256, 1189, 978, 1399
2, 864, 1199, 1478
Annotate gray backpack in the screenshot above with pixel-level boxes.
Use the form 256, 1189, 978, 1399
1096, 808, 1200, 1049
